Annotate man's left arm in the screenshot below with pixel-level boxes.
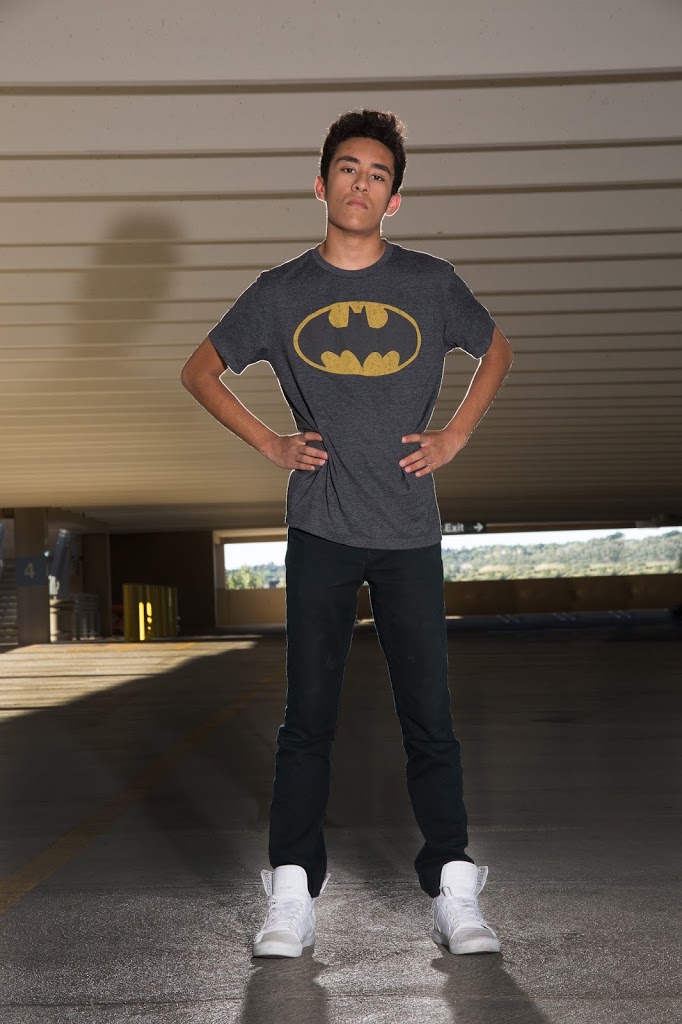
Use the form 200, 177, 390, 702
399, 327, 514, 478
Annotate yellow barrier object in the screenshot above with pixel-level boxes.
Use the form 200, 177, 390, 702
123, 583, 178, 641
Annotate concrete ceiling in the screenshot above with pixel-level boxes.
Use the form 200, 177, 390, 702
1, 0, 681, 536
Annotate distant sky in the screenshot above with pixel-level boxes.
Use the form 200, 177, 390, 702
223, 527, 678, 571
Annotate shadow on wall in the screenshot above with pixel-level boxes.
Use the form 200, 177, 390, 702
68, 212, 178, 363
7, 213, 181, 491
34, 211, 179, 421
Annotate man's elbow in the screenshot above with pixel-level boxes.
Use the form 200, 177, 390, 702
181, 336, 226, 387
180, 363, 196, 391
180, 360, 208, 394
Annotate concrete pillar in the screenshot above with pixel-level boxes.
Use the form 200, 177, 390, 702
213, 540, 225, 628
82, 533, 112, 637
14, 508, 50, 646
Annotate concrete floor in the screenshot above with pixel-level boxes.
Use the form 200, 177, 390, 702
0, 617, 679, 1023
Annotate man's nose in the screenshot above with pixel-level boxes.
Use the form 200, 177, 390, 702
352, 176, 369, 192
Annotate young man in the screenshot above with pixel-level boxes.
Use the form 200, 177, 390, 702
181, 110, 513, 958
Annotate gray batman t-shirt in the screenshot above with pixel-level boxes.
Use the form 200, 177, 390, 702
208, 241, 495, 550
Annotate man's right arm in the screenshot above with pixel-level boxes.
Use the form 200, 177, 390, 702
180, 337, 328, 472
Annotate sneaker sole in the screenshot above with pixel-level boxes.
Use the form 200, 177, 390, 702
252, 936, 314, 958
432, 928, 501, 955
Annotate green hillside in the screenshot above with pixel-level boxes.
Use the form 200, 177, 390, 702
442, 530, 681, 582
225, 530, 681, 589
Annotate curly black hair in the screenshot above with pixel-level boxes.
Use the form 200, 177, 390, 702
319, 109, 407, 195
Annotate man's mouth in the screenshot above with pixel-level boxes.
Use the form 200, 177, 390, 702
347, 199, 368, 209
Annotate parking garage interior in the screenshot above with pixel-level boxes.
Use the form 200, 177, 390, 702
1, 3, 681, 1021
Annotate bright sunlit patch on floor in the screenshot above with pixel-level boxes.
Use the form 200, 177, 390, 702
0, 641, 257, 720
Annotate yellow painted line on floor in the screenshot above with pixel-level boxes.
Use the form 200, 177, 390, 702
0, 676, 274, 918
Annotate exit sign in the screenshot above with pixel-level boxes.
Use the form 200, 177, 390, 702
442, 521, 486, 534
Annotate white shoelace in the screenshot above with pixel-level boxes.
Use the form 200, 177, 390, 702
439, 893, 491, 931
264, 895, 309, 932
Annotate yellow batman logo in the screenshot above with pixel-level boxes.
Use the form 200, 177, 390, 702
293, 301, 421, 375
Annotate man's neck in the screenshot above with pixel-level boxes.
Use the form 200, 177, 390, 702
317, 230, 386, 271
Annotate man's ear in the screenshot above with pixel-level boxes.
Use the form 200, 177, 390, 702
314, 175, 327, 203
384, 191, 402, 218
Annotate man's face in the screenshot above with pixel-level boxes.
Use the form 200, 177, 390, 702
315, 136, 401, 234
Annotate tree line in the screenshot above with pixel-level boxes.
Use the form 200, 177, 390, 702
225, 530, 681, 589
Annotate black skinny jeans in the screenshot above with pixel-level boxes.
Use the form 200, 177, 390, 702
269, 526, 473, 898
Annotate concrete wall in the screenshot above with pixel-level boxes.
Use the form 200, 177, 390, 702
217, 573, 682, 627
444, 574, 682, 616
218, 587, 286, 628
111, 531, 215, 636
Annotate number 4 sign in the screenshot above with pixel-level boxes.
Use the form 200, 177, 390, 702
15, 556, 48, 588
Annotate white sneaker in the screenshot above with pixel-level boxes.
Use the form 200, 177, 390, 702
252, 865, 330, 958
432, 862, 501, 954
